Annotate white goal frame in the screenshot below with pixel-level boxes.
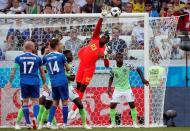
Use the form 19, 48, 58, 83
0, 13, 150, 127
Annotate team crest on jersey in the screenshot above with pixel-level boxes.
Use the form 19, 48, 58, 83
90, 43, 97, 51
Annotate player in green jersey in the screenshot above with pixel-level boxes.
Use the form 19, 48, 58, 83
63, 50, 92, 129
107, 53, 149, 128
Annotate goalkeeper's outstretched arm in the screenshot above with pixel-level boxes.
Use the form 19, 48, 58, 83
136, 68, 149, 85
91, 9, 109, 39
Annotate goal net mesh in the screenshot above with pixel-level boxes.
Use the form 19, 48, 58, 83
0, 15, 178, 127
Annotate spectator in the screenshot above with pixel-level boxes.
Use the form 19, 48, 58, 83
8, 0, 25, 14
160, 2, 179, 17
123, 2, 133, 13
180, 4, 190, 31
171, 36, 184, 59
67, 0, 81, 13
75, 0, 86, 7
7, 19, 30, 50
131, 0, 145, 13
145, 1, 159, 17
42, 4, 53, 14
173, 0, 187, 12
81, 0, 101, 13
64, 28, 83, 58
107, 27, 128, 59
61, 1, 74, 13
26, 0, 40, 14
51, 0, 63, 14
131, 20, 144, 49
109, 0, 123, 11
5, 35, 16, 50
0, 0, 11, 11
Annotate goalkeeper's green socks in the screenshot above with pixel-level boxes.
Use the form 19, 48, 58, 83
79, 108, 86, 125
131, 108, 137, 123
109, 108, 116, 125
16, 108, 24, 124
37, 105, 45, 123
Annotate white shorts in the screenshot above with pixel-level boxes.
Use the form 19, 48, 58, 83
111, 89, 135, 103
69, 85, 79, 101
42, 91, 52, 101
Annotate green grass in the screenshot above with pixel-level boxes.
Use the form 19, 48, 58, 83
0, 127, 190, 131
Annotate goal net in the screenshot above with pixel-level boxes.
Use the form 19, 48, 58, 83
0, 14, 178, 127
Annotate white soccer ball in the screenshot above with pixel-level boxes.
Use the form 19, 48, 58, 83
111, 7, 121, 17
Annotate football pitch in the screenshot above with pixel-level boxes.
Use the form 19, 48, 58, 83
0, 127, 190, 131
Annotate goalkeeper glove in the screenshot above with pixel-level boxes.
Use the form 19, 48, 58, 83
100, 9, 109, 18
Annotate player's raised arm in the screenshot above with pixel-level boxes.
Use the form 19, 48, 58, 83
91, 9, 109, 39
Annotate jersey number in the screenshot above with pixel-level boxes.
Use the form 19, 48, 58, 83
23, 61, 34, 74
48, 61, 59, 74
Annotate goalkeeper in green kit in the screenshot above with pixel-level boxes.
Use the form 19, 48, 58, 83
107, 53, 149, 128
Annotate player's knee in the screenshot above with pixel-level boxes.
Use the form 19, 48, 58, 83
73, 99, 83, 109
62, 99, 68, 106
45, 100, 53, 109
80, 84, 87, 92
31, 98, 39, 105
128, 102, 135, 109
39, 96, 46, 105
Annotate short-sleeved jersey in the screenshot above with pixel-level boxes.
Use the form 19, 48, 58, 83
15, 52, 42, 85
65, 62, 76, 87
78, 18, 105, 67
43, 52, 68, 87
110, 63, 137, 91
148, 65, 166, 87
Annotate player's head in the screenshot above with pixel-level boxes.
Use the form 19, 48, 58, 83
49, 38, 61, 51
41, 44, 50, 55
63, 50, 73, 62
115, 52, 124, 66
23, 40, 35, 53
100, 31, 110, 47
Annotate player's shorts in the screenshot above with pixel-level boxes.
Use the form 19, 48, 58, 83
20, 83, 40, 99
52, 84, 68, 100
42, 90, 52, 101
75, 64, 95, 85
111, 89, 135, 103
69, 85, 79, 101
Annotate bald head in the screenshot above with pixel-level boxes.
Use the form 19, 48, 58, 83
24, 41, 35, 52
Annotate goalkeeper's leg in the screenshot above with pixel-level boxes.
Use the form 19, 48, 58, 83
73, 67, 95, 111
69, 85, 92, 129
73, 98, 91, 129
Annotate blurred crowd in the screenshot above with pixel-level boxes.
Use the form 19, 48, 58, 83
0, 0, 190, 17
0, 0, 190, 61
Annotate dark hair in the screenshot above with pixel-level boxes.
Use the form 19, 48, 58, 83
50, 38, 59, 49
45, 4, 52, 9
41, 46, 47, 55
63, 50, 71, 55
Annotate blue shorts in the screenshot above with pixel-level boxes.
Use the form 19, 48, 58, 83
20, 83, 40, 99
52, 84, 68, 100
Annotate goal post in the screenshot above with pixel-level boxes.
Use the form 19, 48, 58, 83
0, 13, 178, 128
